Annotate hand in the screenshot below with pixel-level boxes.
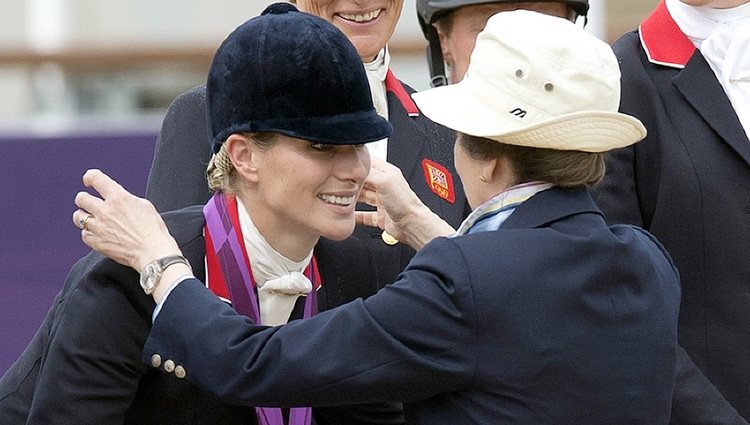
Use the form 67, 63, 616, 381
73, 169, 182, 273
356, 158, 455, 250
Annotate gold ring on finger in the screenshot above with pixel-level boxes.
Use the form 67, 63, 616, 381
80, 215, 93, 232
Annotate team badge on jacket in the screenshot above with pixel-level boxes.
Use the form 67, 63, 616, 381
421, 159, 455, 204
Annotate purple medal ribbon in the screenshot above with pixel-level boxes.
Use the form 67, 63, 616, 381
203, 193, 317, 425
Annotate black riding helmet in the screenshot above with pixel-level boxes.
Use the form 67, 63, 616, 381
416, 0, 589, 87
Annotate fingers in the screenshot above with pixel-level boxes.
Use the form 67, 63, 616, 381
355, 211, 380, 229
75, 169, 121, 216
357, 186, 378, 209
73, 209, 94, 230
369, 157, 392, 173
74, 190, 104, 216
82, 169, 126, 200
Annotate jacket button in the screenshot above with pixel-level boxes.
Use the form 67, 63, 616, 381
150, 354, 162, 368
164, 359, 176, 373
175, 366, 187, 379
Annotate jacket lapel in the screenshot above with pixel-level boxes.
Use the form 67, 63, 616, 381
673, 51, 750, 166
385, 90, 430, 183
163, 205, 207, 283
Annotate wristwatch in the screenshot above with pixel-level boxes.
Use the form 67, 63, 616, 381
139, 255, 191, 295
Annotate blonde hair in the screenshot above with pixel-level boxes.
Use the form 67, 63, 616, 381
206, 132, 278, 194
206, 144, 236, 193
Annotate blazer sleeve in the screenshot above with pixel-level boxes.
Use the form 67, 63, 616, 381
594, 31, 658, 228
23, 254, 154, 425
144, 237, 477, 408
146, 85, 213, 213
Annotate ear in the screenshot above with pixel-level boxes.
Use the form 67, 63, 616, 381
225, 134, 260, 183
490, 155, 521, 189
481, 157, 498, 183
435, 26, 452, 61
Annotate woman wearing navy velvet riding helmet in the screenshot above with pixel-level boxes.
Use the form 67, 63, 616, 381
146, 0, 469, 290
0, 4, 405, 425
78, 11, 681, 425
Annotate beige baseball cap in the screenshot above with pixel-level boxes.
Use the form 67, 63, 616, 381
412, 10, 646, 153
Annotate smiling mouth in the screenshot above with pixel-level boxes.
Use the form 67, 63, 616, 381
318, 194, 356, 206
337, 9, 383, 23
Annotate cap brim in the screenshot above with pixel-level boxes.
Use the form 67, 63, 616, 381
412, 82, 646, 153
215, 110, 392, 148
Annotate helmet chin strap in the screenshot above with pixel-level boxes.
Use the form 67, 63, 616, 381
426, 40, 448, 87
419, 16, 449, 87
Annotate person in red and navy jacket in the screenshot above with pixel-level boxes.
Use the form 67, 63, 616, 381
594, 0, 750, 423
145, 1, 469, 289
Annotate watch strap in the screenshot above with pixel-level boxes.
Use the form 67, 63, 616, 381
140, 255, 191, 295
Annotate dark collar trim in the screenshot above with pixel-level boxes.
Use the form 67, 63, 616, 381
385, 69, 420, 117
639, 0, 695, 69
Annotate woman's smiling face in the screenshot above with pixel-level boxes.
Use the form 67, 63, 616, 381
296, 0, 405, 61
243, 134, 371, 255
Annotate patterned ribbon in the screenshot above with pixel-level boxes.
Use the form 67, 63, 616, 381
203, 192, 318, 425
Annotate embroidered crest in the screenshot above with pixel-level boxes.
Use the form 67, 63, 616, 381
421, 159, 455, 204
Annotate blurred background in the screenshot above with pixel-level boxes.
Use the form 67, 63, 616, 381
0, 0, 659, 374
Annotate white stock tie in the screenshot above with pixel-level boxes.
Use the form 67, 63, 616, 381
236, 199, 314, 326
257, 272, 312, 326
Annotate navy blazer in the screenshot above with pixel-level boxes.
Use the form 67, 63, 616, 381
594, 4, 750, 422
0, 206, 402, 425
144, 188, 681, 424
145, 78, 469, 287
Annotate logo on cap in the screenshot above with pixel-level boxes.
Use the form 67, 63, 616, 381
509, 108, 527, 118
421, 159, 455, 204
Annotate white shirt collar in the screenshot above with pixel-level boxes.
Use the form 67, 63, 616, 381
364, 47, 391, 161
666, 0, 750, 139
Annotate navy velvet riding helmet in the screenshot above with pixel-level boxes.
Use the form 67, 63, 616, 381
207, 2, 393, 152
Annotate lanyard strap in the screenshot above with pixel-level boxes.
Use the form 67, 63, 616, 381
203, 192, 317, 425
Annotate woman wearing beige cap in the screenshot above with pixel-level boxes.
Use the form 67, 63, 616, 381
77, 10, 681, 424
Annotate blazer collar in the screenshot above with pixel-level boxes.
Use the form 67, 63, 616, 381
673, 52, 750, 164
640, 0, 696, 69
385, 69, 419, 117
501, 187, 603, 230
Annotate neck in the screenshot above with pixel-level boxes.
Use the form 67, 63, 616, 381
236, 193, 317, 262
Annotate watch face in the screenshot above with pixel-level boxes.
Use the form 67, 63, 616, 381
141, 263, 159, 291
139, 256, 189, 295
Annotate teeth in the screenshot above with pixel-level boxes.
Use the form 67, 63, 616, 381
339, 9, 381, 23
319, 194, 356, 206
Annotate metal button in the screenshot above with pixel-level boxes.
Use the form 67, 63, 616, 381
164, 359, 176, 373
515, 69, 524, 78
175, 366, 187, 379
150, 354, 162, 368
544, 83, 554, 91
